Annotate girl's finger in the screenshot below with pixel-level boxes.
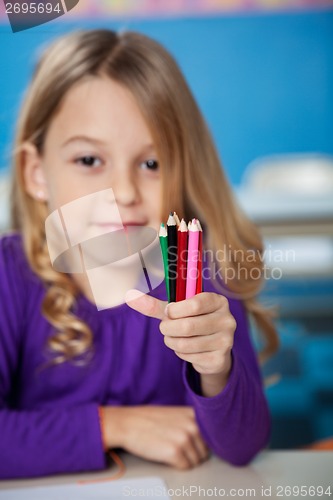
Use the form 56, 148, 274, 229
166, 292, 228, 319
160, 312, 234, 338
125, 289, 167, 320
192, 434, 210, 462
173, 350, 227, 370
164, 331, 232, 354
181, 439, 202, 468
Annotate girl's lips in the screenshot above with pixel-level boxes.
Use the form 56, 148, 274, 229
92, 222, 147, 230
122, 222, 147, 226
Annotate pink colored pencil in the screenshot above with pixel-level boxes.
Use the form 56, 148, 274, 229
185, 219, 200, 299
195, 219, 203, 294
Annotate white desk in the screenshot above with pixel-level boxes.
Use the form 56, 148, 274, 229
0, 451, 332, 499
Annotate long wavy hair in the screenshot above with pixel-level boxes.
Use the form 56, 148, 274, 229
11, 29, 278, 364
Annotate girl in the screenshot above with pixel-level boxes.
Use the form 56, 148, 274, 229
0, 29, 278, 479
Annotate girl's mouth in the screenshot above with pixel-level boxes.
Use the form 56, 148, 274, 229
92, 221, 147, 231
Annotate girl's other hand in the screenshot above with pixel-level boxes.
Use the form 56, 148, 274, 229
100, 406, 209, 469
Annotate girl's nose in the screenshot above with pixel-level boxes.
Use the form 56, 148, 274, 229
110, 172, 139, 207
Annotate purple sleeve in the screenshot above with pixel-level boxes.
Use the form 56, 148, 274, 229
0, 235, 106, 478
183, 294, 271, 466
0, 406, 106, 479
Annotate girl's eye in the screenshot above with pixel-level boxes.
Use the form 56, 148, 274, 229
76, 156, 102, 168
140, 159, 159, 171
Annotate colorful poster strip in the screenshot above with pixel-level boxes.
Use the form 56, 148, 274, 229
1, 0, 332, 21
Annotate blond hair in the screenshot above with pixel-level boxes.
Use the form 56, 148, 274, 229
11, 29, 278, 364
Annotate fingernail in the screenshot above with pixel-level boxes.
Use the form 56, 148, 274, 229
164, 302, 174, 316
125, 289, 145, 303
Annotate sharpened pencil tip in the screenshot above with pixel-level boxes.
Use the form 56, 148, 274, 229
167, 213, 177, 226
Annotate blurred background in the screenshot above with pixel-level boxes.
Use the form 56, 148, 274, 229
0, 0, 332, 450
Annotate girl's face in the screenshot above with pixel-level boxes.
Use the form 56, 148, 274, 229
23, 76, 162, 240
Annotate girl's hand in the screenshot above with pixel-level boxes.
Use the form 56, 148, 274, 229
100, 406, 209, 469
126, 290, 236, 396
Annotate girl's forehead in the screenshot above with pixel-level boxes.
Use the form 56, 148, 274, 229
45, 77, 154, 148
59, 76, 137, 114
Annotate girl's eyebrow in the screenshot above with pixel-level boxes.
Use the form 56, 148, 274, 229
61, 135, 106, 147
61, 136, 156, 154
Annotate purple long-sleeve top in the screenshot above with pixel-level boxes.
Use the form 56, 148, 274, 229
0, 233, 270, 479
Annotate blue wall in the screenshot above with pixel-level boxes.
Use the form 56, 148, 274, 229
0, 10, 332, 185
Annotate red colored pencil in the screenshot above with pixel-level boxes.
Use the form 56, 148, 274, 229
196, 219, 203, 294
176, 219, 188, 301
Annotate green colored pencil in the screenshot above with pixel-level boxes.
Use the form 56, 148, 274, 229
159, 222, 170, 302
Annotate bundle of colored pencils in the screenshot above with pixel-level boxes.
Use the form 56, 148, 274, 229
159, 212, 203, 303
